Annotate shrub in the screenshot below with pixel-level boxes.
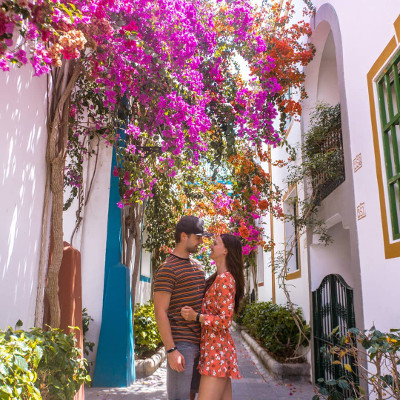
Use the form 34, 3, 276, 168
239, 301, 310, 361
233, 293, 251, 326
82, 308, 95, 358
134, 301, 162, 358
314, 326, 400, 400
82, 308, 95, 378
0, 322, 90, 399
0, 325, 42, 399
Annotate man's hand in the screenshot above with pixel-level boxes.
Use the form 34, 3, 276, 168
181, 306, 196, 321
168, 349, 185, 372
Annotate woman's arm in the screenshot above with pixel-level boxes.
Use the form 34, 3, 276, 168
181, 275, 235, 331
201, 275, 235, 330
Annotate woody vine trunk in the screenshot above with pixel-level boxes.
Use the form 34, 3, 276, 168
122, 202, 144, 318
35, 60, 82, 328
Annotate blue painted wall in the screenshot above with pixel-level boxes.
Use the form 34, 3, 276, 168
92, 145, 135, 387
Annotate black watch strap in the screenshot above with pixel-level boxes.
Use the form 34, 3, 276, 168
167, 346, 178, 354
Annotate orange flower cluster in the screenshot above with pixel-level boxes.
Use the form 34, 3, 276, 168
258, 199, 269, 210
272, 159, 288, 168
251, 0, 315, 123
229, 153, 256, 175
252, 175, 262, 186
238, 224, 250, 239
160, 245, 173, 254
49, 29, 86, 66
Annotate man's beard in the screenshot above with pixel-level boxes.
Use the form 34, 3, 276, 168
186, 244, 198, 254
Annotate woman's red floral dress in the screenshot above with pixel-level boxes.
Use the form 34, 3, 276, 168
198, 271, 241, 379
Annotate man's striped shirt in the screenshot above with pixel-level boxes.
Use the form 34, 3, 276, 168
154, 254, 205, 344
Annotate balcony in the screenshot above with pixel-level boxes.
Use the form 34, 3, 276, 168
311, 126, 345, 204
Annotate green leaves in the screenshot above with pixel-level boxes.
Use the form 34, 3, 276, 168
13, 356, 29, 372
316, 326, 400, 400
237, 301, 310, 361
0, 325, 90, 400
0, 328, 43, 400
134, 301, 162, 358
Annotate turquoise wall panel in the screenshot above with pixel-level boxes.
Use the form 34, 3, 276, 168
92, 145, 135, 387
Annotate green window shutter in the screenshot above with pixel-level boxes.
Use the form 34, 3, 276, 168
377, 51, 400, 240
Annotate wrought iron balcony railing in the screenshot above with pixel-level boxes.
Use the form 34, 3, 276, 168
311, 127, 345, 204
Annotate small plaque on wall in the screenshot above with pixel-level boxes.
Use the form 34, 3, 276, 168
353, 153, 362, 173
357, 202, 366, 220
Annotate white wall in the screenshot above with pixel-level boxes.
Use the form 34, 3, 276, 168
259, 0, 400, 330
317, 31, 339, 104
296, 2, 366, 336
308, 0, 400, 332
62, 135, 155, 363
77, 140, 112, 365
135, 280, 152, 306
310, 223, 352, 291
134, 231, 152, 305
0, 66, 47, 329
258, 118, 312, 324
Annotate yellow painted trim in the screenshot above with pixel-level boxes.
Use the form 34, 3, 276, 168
286, 270, 301, 280
282, 183, 297, 202
283, 0, 293, 18
282, 185, 301, 280
367, 35, 400, 259
394, 15, 400, 42
268, 146, 276, 304
284, 119, 295, 140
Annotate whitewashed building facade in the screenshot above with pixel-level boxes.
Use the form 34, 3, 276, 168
257, 0, 400, 388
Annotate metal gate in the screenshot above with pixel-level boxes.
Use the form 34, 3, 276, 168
312, 274, 359, 395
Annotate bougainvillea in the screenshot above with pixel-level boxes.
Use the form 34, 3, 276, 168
141, 0, 314, 273
1, 0, 315, 304
1, 0, 289, 198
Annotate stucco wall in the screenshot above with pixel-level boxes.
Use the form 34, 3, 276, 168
77, 141, 112, 366
259, 3, 400, 384
308, 0, 400, 332
0, 66, 47, 329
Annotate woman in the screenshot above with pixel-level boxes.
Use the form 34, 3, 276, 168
181, 234, 245, 400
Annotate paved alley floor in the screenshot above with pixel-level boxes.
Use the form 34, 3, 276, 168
86, 329, 316, 400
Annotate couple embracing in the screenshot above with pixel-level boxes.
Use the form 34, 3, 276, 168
154, 215, 244, 400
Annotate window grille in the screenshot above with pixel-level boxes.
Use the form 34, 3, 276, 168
377, 51, 400, 240
311, 126, 345, 203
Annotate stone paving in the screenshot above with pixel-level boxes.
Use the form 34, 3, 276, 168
86, 329, 316, 400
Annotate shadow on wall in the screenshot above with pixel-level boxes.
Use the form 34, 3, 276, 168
0, 67, 48, 329
310, 222, 354, 292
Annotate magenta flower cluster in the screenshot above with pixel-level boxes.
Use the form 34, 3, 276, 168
1, 0, 284, 212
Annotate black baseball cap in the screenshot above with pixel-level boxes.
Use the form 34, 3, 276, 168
176, 216, 213, 237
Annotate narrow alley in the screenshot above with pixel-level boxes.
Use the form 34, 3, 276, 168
86, 329, 315, 400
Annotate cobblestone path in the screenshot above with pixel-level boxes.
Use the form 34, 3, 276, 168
86, 329, 316, 400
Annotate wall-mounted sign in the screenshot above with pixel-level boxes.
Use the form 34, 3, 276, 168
353, 153, 362, 173
357, 202, 366, 220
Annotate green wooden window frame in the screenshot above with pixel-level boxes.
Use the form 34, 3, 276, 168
377, 50, 400, 240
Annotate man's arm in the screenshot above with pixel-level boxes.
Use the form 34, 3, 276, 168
153, 291, 185, 372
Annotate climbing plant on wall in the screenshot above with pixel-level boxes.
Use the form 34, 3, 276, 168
1, 0, 315, 326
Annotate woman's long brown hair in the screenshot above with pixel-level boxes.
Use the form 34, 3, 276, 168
204, 234, 245, 313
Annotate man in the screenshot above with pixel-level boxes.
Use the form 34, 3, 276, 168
154, 216, 211, 400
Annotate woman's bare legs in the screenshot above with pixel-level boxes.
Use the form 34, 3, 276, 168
197, 376, 229, 400
221, 378, 232, 400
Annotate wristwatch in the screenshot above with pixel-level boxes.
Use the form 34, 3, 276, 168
167, 346, 178, 354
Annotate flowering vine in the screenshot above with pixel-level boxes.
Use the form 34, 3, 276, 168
1, 0, 315, 322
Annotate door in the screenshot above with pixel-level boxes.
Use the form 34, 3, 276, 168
312, 274, 359, 396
